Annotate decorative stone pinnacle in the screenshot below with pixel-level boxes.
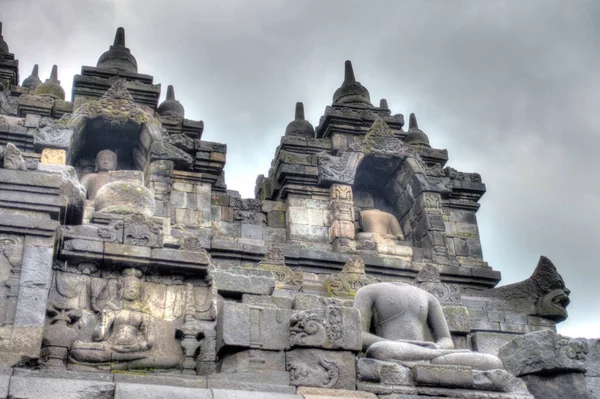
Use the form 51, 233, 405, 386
344, 60, 356, 82
50, 65, 58, 82
0, 21, 8, 54
114, 27, 126, 47
380, 98, 389, 109
295, 102, 305, 120
409, 113, 418, 130
32, 64, 39, 77
166, 85, 176, 101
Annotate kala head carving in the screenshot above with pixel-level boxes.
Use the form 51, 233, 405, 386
490, 256, 570, 322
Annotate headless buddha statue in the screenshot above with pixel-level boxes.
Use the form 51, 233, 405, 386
359, 209, 404, 240
70, 268, 181, 370
354, 282, 503, 370
357, 209, 410, 256
80, 149, 117, 200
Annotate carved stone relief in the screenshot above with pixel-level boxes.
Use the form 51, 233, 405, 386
324, 255, 379, 298
414, 264, 461, 303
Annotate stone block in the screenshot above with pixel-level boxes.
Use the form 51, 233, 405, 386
41, 148, 66, 165
584, 339, 600, 376
357, 358, 412, 385
8, 376, 115, 399
586, 376, 600, 397
472, 332, 516, 356
241, 223, 264, 240
0, 374, 8, 398
13, 286, 50, 327
220, 349, 286, 372
290, 306, 361, 351
288, 224, 329, 242
114, 382, 212, 398
24, 113, 41, 128
112, 373, 207, 388
307, 208, 325, 226
20, 244, 53, 288
498, 330, 589, 376
210, 268, 275, 296
442, 305, 471, 334
288, 206, 309, 225
209, 379, 296, 394
212, 388, 300, 398
297, 386, 377, 398
411, 364, 474, 389
217, 301, 292, 351
287, 349, 356, 390
521, 372, 593, 399
268, 210, 286, 228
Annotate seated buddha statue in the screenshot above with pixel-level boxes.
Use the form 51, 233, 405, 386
70, 268, 181, 370
356, 209, 411, 256
353, 282, 503, 370
80, 149, 117, 200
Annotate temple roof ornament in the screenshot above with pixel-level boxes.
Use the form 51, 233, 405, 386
404, 113, 431, 147
157, 85, 185, 119
284, 102, 315, 137
332, 60, 372, 106
22, 64, 42, 89
34, 65, 66, 100
96, 27, 138, 73
0, 22, 9, 54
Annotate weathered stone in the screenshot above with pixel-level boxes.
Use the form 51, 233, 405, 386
412, 364, 474, 389
212, 389, 300, 399
521, 372, 593, 399
297, 386, 377, 398
217, 301, 292, 351
114, 382, 212, 398
357, 358, 412, 385
498, 330, 588, 376
472, 332, 517, 356
220, 349, 286, 372
8, 376, 115, 399
287, 349, 356, 390
41, 148, 66, 164
210, 268, 275, 296
290, 305, 361, 350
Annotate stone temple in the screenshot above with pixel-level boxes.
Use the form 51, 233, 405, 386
0, 23, 596, 399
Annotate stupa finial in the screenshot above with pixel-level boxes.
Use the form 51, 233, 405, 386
295, 102, 305, 120
50, 65, 58, 81
409, 113, 418, 130
344, 60, 356, 82
114, 27, 126, 47
166, 85, 176, 101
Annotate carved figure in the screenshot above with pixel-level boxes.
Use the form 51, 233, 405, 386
354, 282, 503, 370
356, 209, 412, 256
488, 256, 570, 321
70, 268, 181, 370
359, 209, 404, 240
80, 149, 117, 200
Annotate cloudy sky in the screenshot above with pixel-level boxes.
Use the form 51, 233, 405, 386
1, 0, 598, 338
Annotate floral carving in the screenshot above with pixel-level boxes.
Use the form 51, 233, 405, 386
325, 256, 379, 298
414, 265, 461, 303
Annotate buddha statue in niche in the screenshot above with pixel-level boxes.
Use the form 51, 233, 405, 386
354, 282, 503, 370
69, 268, 181, 370
80, 149, 117, 200
356, 209, 411, 257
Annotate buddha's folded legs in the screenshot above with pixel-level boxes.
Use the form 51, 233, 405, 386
431, 352, 504, 370
366, 341, 462, 362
